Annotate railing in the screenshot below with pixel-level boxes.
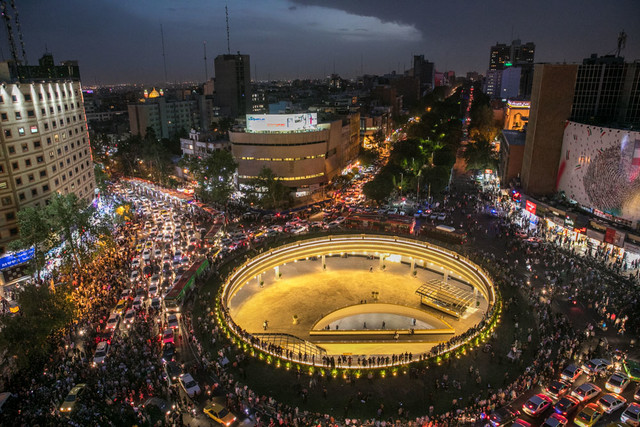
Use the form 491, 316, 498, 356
251, 332, 327, 363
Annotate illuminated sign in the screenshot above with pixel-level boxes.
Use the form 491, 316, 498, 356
525, 200, 536, 215
506, 100, 531, 108
0, 248, 34, 270
246, 113, 318, 132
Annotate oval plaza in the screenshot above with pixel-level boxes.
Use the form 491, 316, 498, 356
219, 235, 497, 368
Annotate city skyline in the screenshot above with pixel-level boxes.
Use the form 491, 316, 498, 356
6, 1, 640, 84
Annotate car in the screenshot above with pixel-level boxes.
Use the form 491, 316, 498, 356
546, 380, 571, 400
131, 258, 141, 269
148, 284, 159, 298
162, 328, 174, 344
560, 364, 582, 382
179, 373, 201, 397
151, 297, 161, 311
437, 213, 446, 221
606, 372, 631, 394
203, 402, 237, 426
511, 420, 531, 427
93, 341, 109, 365
621, 402, 640, 425
105, 313, 120, 331
540, 413, 567, 427
162, 342, 176, 363
163, 361, 182, 387
571, 383, 601, 402
635, 385, 640, 401
142, 249, 152, 261
574, 403, 603, 427
132, 296, 142, 311
120, 289, 133, 300
598, 393, 627, 414
123, 309, 136, 327
582, 358, 611, 377
60, 383, 86, 413
136, 288, 146, 300
114, 299, 127, 315
150, 274, 160, 287
129, 270, 140, 283
167, 314, 179, 330
522, 393, 553, 417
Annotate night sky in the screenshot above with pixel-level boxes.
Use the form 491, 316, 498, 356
7, 0, 640, 84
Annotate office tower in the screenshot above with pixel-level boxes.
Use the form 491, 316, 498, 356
214, 53, 251, 118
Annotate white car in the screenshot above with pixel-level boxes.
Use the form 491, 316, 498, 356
123, 309, 136, 327
621, 402, 640, 425
597, 393, 626, 414
131, 258, 141, 269
142, 250, 152, 261
179, 373, 201, 397
148, 284, 159, 298
150, 274, 160, 287
93, 341, 109, 365
105, 313, 120, 331
153, 248, 162, 258
132, 296, 142, 311
129, 270, 140, 283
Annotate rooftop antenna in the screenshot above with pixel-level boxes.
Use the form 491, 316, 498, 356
203, 41, 208, 81
616, 30, 627, 57
160, 24, 168, 82
225, 4, 231, 54
0, 1, 19, 64
11, 0, 25, 64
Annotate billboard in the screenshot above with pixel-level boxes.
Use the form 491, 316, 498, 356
556, 122, 640, 222
246, 113, 317, 132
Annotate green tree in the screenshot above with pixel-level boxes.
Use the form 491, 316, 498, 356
185, 150, 238, 204
0, 283, 76, 369
8, 206, 55, 279
246, 167, 289, 210
463, 139, 498, 172
363, 174, 395, 204
47, 193, 108, 268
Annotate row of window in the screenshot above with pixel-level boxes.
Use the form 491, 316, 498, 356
0, 104, 81, 122
239, 172, 324, 181
0, 88, 79, 104
239, 154, 325, 161
4, 124, 86, 141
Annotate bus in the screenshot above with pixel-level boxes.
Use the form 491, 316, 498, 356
419, 224, 467, 245
163, 258, 209, 313
344, 214, 415, 235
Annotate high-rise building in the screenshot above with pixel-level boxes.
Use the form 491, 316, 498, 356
489, 40, 535, 70
214, 53, 251, 118
128, 89, 200, 139
520, 64, 578, 195
0, 53, 96, 254
520, 55, 640, 196
412, 55, 435, 94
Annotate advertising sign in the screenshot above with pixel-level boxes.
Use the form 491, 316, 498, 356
525, 200, 537, 215
0, 248, 34, 270
246, 113, 317, 132
604, 227, 626, 247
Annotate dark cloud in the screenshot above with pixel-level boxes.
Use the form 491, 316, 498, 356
2, 0, 638, 84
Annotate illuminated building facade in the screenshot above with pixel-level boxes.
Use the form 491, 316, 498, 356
230, 113, 360, 192
0, 55, 96, 254
503, 100, 530, 130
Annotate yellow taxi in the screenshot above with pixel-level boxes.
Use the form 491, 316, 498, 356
60, 384, 86, 413
114, 299, 127, 315
203, 402, 237, 426
573, 402, 603, 427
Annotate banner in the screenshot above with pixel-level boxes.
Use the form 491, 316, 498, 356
604, 227, 626, 247
525, 200, 536, 215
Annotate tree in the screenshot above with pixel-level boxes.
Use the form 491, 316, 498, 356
463, 139, 498, 172
184, 150, 238, 205
246, 167, 289, 210
47, 193, 108, 268
8, 206, 55, 279
0, 283, 76, 369
363, 175, 395, 204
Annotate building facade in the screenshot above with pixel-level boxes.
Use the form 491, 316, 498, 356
520, 64, 578, 195
503, 100, 530, 131
128, 90, 200, 139
230, 113, 360, 192
489, 40, 535, 70
214, 54, 251, 118
499, 129, 526, 185
180, 129, 231, 157
0, 57, 96, 254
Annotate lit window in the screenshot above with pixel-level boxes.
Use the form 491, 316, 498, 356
18, 127, 25, 136
30, 126, 38, 134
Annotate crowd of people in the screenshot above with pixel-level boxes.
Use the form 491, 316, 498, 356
0, 174, 638, 426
